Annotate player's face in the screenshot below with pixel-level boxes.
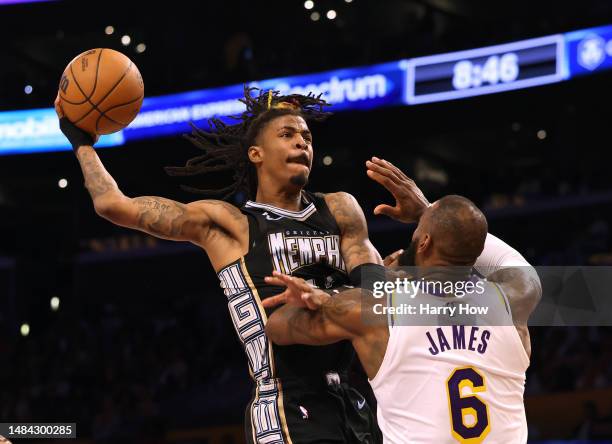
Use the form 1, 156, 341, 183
252, 115, 314, 189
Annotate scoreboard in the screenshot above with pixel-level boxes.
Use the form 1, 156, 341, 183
406, 35, 565, 104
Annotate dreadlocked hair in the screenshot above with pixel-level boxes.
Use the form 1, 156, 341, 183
164, 85, 331, 201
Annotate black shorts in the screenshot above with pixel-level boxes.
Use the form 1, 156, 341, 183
244, 373, 382, 444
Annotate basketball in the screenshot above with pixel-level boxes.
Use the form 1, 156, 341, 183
58, 48, 144, 135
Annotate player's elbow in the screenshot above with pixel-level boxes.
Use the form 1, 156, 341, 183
93, 197, 115, 218
93, 197, 113, 218
93, 195, 128, 223
265, 316, 292, 346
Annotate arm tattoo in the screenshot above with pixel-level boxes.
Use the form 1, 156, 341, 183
326, 192, 381, 268
77, 147, 117, 199
289, 294, 356, 334
322, 294, 355, 319
286, 308, 319, 343
134, 197, 189, 237
270, 291, 363, 344
326, 192, 361, 237
200, 199, 244, 223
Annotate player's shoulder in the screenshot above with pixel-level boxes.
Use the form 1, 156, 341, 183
322, 191, 359, 209
488, 267, 542, 323
323, 191, 366, 224
489, 267, 541, 298
322, 190, 354, 200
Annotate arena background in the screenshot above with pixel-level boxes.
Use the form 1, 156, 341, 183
1, 0, 612, 442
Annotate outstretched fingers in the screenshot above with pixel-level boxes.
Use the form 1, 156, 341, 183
383, 249, 404, 266
366, 168, 404, 196
261, 291, 287, 308
264, 275, 288, 287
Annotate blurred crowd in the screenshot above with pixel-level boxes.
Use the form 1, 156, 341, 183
0, 291, 251, 443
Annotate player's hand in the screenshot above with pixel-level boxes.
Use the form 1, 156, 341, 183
0, 435, 13, 443
366, 157, 430, 223
54, 93, 99, 149
263, 271, 329, 310
383, 249, 404, 267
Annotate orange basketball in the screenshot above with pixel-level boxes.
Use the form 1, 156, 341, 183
58, 48, 144, 135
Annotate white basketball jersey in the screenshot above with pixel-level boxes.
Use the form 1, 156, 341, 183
369, 279, 529, 444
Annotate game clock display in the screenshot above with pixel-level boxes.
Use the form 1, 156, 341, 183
406, 35, 566, 104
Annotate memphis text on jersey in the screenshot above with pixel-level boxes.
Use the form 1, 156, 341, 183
268, 229, 346, 274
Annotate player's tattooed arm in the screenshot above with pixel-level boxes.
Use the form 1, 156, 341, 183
264, 276, 388, 377
265, 288, 365, 346
325, 192, 382, 272
75, 146, 246, 244
76, 146, 119, 201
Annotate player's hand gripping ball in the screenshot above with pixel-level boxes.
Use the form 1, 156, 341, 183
57, 48, 144, 135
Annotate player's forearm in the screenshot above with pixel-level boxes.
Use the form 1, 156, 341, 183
75, 146, 125, 212
266, 291, 360, 346
76, 146, 120, 199
266, 305, 316, 345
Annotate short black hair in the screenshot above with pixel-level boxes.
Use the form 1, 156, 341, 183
164, 86, 330, 200
429, 195, 488, 264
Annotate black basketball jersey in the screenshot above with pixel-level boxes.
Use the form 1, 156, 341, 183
217, 190, 354, 385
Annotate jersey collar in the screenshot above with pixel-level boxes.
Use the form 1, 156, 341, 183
244, 198, 317, 221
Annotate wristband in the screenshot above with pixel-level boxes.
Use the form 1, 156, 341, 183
59, 117, 95, 150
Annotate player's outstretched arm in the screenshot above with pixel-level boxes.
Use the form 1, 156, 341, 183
264, 272, 389, 378
74, 142, 221, 243
264, 273, 364, 346
55, 95, 245, 246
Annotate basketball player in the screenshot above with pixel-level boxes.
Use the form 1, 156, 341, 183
264, 158, 541, 443
54, 87, 384, 443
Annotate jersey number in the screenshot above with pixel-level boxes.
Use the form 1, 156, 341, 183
446, 366, 491, 443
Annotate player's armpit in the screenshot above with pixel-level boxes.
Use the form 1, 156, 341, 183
324, 192, 382, 272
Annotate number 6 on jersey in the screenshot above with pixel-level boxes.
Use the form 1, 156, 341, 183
446, 366, 491, 443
